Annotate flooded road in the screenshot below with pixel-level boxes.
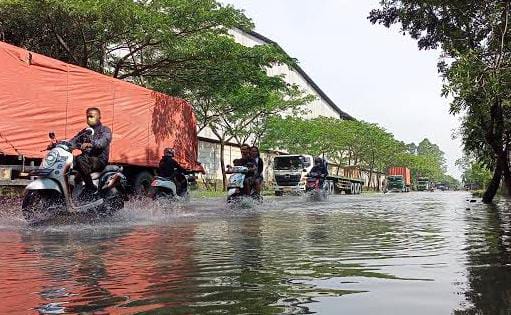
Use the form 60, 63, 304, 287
1, 192, 510, 314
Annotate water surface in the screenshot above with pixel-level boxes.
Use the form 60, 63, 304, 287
1, 192, 509, 314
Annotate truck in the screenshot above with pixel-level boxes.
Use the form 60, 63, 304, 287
416, 177, 430, 191
0, 41, 203, 194
272, 154, 364, 196
386, 167, 411, 192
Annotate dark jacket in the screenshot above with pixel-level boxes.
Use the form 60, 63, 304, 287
310, 165, 328, 177
159, 156, 186, 178
254, 157, 264, 178
72, 123, 112, 166
233, 157, 257, 175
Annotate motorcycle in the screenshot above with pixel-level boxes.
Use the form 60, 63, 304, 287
305, 171, 328, 200
150, 172, 191, 201
226, 165, 262, 204
22, 128, 127, 223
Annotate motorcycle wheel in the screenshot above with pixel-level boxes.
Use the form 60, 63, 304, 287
99, 188, 124, 215
154, 189, 175, 200
22, 190, 65, 223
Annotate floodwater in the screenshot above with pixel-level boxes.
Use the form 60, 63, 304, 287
0, 192, 510, 314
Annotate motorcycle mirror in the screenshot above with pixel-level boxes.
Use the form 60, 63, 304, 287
49, 131, 56, 140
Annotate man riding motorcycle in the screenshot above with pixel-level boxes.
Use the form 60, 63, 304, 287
70, 107, 112, 199
232, 144, 258, 195
158, 148, 187, 195
309, 157, 329, 187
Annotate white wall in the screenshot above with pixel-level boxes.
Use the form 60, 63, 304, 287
197, 29, 345, 182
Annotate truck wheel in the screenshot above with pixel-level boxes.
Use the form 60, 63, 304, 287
347, 183, 354, 195
357, 183, 362, 194
133, 171, 153, 196
275, 191, 283, 197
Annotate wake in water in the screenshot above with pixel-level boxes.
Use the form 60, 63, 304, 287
0, 194, 275, 232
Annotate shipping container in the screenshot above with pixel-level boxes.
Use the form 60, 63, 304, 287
0, 41, 203, 192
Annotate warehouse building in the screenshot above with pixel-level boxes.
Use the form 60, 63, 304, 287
196, 29, 355, 188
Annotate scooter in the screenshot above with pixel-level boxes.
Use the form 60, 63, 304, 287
21, 128, 127, 223
150, 172, 190, 201
305, 172, 328, 200
226, 165, 262, 204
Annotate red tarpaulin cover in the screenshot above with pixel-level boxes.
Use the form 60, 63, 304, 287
0, 41, 203, 172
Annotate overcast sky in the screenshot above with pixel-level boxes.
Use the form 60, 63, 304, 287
221, 0, 463, 179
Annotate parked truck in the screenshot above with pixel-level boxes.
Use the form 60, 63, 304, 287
0, 41, 203, 193
416, 177, 430, 191
272, 154, 364, 196
386, 167, 411, 192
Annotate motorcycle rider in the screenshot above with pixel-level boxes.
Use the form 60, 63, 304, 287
250, 146, 264, 194
310, 157, 328, 187
158, 148, 187, 195
72, 107, 112, 198
232, 144, 257, 195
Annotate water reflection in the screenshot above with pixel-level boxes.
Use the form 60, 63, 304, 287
1, 193, 510, 314
455, 199, 511, 314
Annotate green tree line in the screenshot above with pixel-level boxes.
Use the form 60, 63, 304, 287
261, 117, 458, 190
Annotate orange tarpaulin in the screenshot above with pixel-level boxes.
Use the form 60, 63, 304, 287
0, 41, 203, 172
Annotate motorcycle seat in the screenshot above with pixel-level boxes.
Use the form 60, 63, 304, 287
91, 165, 122, 180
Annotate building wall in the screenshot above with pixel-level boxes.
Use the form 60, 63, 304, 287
197, 29, 346, 183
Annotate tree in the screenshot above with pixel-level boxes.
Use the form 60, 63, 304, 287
0, 0, 252, 88
369, 1, 511, 203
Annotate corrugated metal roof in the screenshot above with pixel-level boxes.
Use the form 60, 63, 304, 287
244, 30, 355, 121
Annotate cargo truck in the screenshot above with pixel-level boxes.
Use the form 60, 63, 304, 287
416, 177, 430, 191
272, 154, 364, 196
386, 167, 411, 192
0, 41, 203, 194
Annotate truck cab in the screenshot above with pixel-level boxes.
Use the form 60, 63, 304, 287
273, 155, 313, 196
387, 175, 407, 192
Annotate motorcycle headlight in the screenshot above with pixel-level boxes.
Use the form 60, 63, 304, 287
44, 151, 59, 167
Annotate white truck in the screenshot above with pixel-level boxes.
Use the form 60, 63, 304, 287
272, 154, 364, 196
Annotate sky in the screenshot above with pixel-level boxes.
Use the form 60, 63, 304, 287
221, 0, 464, 179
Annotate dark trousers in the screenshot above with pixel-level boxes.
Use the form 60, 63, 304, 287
74, 155, 105, 189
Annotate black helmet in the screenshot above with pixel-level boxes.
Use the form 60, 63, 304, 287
164, 148, 175, 157
314, 157, 322, 164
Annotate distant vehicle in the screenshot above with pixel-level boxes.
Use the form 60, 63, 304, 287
272, 154, 364, 196
386, 167, 411, 192
417, 177, 430, 191
305, 171, 329, 201
436, 183, 448, 191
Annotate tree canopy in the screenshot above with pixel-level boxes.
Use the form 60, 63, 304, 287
369, 0, 511, 202
261, 117, 453, 189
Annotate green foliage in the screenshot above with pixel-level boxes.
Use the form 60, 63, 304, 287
261, 117, 451, 186
369, 1, 511, 202
456, 155, 492, 189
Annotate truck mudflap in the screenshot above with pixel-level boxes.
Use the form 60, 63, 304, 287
25, 178, 62, 193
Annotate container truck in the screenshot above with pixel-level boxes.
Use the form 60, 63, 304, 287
272, 154, 364, 196
386, 167, 411, 192
0, 41, 203, 194
416, 177, 430, 191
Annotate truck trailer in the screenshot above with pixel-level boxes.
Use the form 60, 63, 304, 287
272, 154, 364, 196
0, 41, 203, 193
386, 167, 411, 192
